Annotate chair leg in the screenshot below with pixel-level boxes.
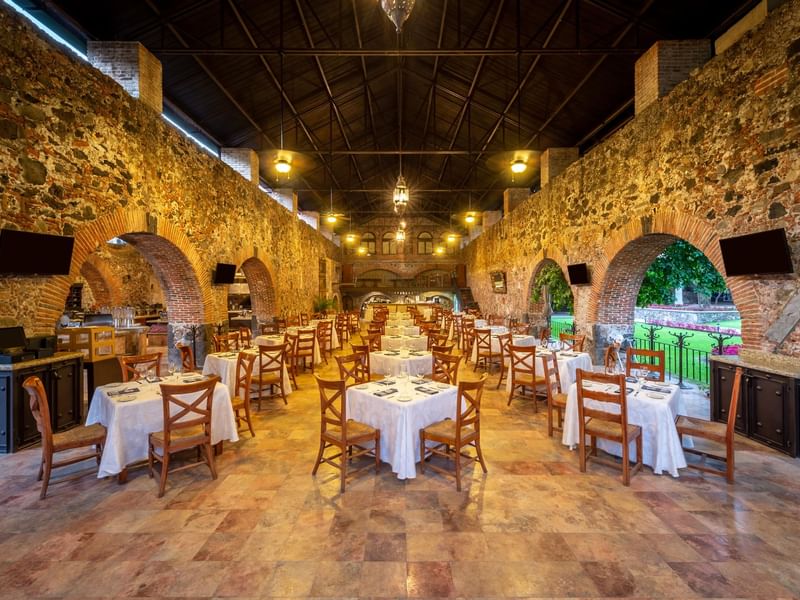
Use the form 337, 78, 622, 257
312, 439, 325, 475
622, 438, 630, 487
39, 453, 52, 500
455, 444, 462, 492
726, 439, 735, 484
547, 406, 554, 438
578, 436, 587, 473
148, 443, 155, 478
157, 452, 170, 498
507, 386, 514, 407
37, 457, 44, 482
244, 402, 256, 438
204, 443, 218, 480
375, 432, 381, 474
475, 438, 488, 474
419, 431, 426, 474
340, 443, 347, 493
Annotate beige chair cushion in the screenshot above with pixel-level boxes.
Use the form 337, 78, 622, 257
150, 425, 207, 448
323, 419, 377, 444
423, 418, 477, 443
584, 418, 640, 442
676, 415, 727, 442
52, 423, 106, 451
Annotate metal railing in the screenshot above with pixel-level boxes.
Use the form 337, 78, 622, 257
549, 318, 575, 339
632, 336, 711, 386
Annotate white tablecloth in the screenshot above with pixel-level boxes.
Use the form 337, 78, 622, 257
259, 330, 322, 364
470, 330, 523, 362
505, 349, 592, 392
309, 320, 340, 349
385, 318, 414, 327
382, 335, 428, 351
347, 381, 458, 479
562, 380, 688, 477
385, 325, 420, 336
203, 350, 292, 396
86, 378, 238, 478
370, 351, 433, 377
388, 312, 412, 321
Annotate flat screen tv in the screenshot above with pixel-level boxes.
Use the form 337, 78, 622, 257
213, 263, 237, 284
567, 263, 590, 285
0, 229, 74, 275
490, 271, 507, 294
719, 228, 794, 276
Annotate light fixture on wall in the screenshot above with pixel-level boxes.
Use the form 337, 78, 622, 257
435, 246, 445, 255
395, 222, 406, 242
357, 246, 367, 255
379, 0, 416, 32
447, 233, 457, 243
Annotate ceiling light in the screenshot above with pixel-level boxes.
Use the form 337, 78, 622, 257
435, 246, 445, 255
275, 158, 291, 174
326, 214, 337, 224
345, 233, 356, 243
465, 213, 476, 224
511, 158, 527, 174
447, 233, 457, 243
357, 246, 367, 255
392, 175, 409, 211
380, 0, 416, 32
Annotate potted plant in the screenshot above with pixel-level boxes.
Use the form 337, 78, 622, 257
312, 296, 335, 315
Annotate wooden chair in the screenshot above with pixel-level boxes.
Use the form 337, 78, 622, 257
238, 327, 252, 349
576, 369, 643, 486
512, 323, 530, 335
300, 313, 310, 326
559, 332, 585, 352
275, 317, 287, 331
369, 320, 386, 335
119, 352, 162, 382
431, 343, 455, 355
539, 327, 551, 346
453, 315, 463, 349
22, 376, 106, 499
507, 345, 545, 408
335, 315, 349, 348
473, 328, 499, 373
604, 344, 621, 374
462, 327, 476, 364
336, 353, 370, 387
420, 374, 488, 491
317, 321, 333, 364
312, 376, 381, 492
252, 344, 288, 407
541, 352, 567, 437
212, 332, 239, 352
231, 351, 257, 437
495, 333, 513, 389
287, 315, 300, 327
626, 348, 665, 381
676, 367, 742, 483
432, 352, 462, 385
284, 334, 299, 389
427, 332, 449, 351
367, 332, 382, 352
176, 344, 195, 372
260, 321, 279, 335
489, 314, 505, 326
350, 343, 373, 378
295, 329, 317, 373
148, 377, 219, 498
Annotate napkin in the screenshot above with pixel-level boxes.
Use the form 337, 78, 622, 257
182, 376, 204, 383
560, 352, 578, 357
374, 388, 398, 397
375, 379, 396, 386
108, 386, 139, 396
146, 376, 163, 383
642, 384, 670, 393
415, 386, 438, 395
411, 378, 428, 385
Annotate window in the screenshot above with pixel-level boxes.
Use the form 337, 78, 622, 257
381, 232, 397, 255
417, 232, 433, 255
361, 232, 376, 254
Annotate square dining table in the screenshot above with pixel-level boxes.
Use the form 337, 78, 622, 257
561, 379, 688, 477
86, 375, 238, 479
203, 349, 293, 396
347, 378, 458, 479
504, 348, 593, 392
381, 334, 428, 351
370, 349, 432, 377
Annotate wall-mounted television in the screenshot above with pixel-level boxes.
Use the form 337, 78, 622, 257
213, 263, 237, 284
567, 263, 590, 285
719, 228, 794, 276
0, 228, 74, 275
491, 271, 507, 294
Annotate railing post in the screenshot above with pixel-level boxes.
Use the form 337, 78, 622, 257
708, 332, 735, 357
641, 323, 662, 351
669, 331, 694, 390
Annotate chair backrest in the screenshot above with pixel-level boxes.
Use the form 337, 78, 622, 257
119, 352, 162, 382
509, 345, 536, 382
317, 320, 332, 345
496, 333, 512, 364
350, 343, 371, 374
238, 327, 252, 348
367, 332, 382, 351
233, 351, 257, 399
604, 344, 620, 373
626, 348, 665, 381
512, 323, 530, 335
257, 343, 286, 379
285, 333, 298, 363
369, 320, 385, 335
22, 376, 53, 453
576, 369, 628, 431
726, 367, 743, 440
296, 329, 316, 355
539, 327, 551, 345
275, 317, 287, 331
432, 351, 462, 385
177, 344, 195, 372
540, 352, 562, 402
300, 313, 310, 326
489, 315, 505, 326
287, 315, 300, 327
314, 375, 349, 438
158, 377, 218, 446
462, 327, 476, 354
559, 332, 585, 352
336, 352, 370, 387
474, 328, 492, 354
455, 374, 488, 441
431, 343, 455, 354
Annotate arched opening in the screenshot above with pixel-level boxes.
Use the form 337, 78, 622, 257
594, 233, 741, 388
527, 259, 573, 337
79, 258, 120, 308
413, 268, 452, 288
239, 257, 277, 324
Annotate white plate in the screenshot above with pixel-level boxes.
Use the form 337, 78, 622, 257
435, 383, 449, 389
646, 392, 666, 399
396, 395, 412, 402
117, 395, 136, 402
354, 384, 369, 390
104, 383, 123, 389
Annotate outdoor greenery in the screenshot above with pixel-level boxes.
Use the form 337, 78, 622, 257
312, 296, 335, 313
531, 263, 574, 313
636, 240, 728, 307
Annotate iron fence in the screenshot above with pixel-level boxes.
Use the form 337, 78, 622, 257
632, 336, 711, 386
549, 318, 575, 340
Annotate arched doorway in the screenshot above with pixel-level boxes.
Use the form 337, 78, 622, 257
527, 258, 573, 338
79, 257, 121, 308
239, 257, 277, 325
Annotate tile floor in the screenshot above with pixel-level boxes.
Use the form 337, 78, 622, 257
1, 341, 799, 599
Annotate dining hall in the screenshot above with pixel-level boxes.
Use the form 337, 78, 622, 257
0, 0, 799, 598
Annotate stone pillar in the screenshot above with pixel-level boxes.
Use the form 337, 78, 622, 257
220, 148, 259, 184
87, 42, 162, 113
503, 188, 529, 216
634, 40, 711, 115
715, 0, 781, 55
482, 210, 502, 228
541, 147, 579, 187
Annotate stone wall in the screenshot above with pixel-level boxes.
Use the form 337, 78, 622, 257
464, 0, 800, 361
0, 8, 339, 361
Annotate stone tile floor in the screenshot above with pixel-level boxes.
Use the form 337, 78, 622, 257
1, 344, 799, 599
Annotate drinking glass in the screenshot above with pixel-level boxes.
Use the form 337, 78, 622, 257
168, 361, 177, 379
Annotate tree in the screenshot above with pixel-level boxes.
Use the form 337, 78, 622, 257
531, 263, 574, 313
636, 240, 728, 307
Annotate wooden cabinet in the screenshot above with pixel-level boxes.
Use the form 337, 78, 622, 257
710, 359, 797, 457
0, 354, 83, 453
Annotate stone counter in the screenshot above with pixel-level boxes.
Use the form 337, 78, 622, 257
710, 354, 800, 380
0, 351, 84, 372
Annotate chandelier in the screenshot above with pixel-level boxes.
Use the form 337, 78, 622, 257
392, 175, 409, 212
380, 0, 416, 32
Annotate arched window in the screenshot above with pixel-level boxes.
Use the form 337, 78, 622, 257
417, 232, 433, 255
361, 232, 376, 254
381, 232, 397, 255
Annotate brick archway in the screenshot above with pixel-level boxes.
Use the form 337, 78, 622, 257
587, 209, 764, 350
239, 257, 277, 322
79, 256, 122, 308
34, 208, 213, 331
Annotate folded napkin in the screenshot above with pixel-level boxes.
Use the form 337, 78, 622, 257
641, 384, 670, 393
375, 379, 396, 386
182, 376, 204, 383
146, 376, 163, 383
384, 351, 400, 356
560, 352, 578, 357
411, 378, 428, 385
108, 386, 139, 397
374, 388, 398, 397
625, 376, 638, 383
408, 352, 424, 356
415, 386, 438, 395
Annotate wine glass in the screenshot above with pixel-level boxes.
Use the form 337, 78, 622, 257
135, 363, 147, 382
168, 360, 177, 379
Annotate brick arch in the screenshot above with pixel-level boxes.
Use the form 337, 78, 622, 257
34, 208, 213, 330
527, 254, 572, 312
79, 255, 122, 307
588, 209, 764, 349
239, 257, 277, 322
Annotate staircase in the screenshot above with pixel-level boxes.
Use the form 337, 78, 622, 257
458, 287, 477, 310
